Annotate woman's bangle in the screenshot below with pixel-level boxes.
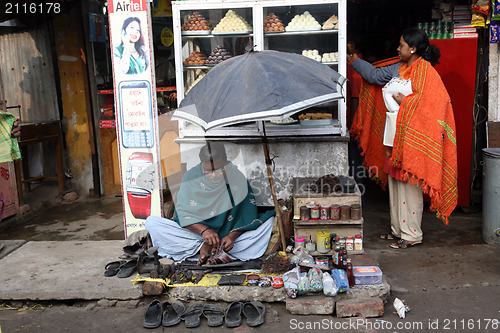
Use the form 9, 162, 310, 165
200, 227, 211, 235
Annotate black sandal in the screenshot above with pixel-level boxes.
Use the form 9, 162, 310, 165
390, 239, 422, 249
380, 232, 399, 240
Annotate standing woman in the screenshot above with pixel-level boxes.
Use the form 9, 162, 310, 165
348, 28, 458, 249
114, 17, 149, 74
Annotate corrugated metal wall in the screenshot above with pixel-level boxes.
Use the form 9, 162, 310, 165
0, 23, 59, 122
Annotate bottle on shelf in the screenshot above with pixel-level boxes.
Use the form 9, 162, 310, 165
346, 258, 355, 287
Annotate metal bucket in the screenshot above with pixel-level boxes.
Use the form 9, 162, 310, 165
482, 148, 500, 244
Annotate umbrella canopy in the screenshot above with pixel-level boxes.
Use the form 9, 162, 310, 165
173, 50, 346, 130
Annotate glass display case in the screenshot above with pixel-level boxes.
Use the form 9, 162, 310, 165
172, 0, 347, 138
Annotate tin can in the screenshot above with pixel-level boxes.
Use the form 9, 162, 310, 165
310, 205, 320, 220
315, 256, 329, 267
330, 204, 340, 220
320, 205, 330, 220
300, 206, 310, 221
350, 204, 361, 220
316, 231, 331, 253
340, 205, 350, 220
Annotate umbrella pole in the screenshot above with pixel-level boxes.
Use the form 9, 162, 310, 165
261, 123, 287, 251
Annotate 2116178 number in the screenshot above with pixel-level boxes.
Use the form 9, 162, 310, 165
5, 2, 61, 14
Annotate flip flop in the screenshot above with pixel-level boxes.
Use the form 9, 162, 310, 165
389, 239, 422, 249
224, 302, 243, 328
104, 260, 125, 277
380, 233, 399, 240
162, 301, 185, 327
203, 304, 224, 327
243, 301, 266, 327
181, 302, 203, 328
143, 299, 163, 329
117, 259, 137, 278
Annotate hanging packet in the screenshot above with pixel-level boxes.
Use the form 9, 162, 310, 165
491, 21, 500, 42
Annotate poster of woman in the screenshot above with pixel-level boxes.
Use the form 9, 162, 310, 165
113, 16, 149, 75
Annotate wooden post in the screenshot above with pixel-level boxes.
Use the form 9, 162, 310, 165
261, 125, 287, 251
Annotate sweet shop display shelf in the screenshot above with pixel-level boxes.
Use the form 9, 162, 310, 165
183, 65, 214, 70
173, 0, 347, 138
181, 32, 254, 39
264, 29, 338, 37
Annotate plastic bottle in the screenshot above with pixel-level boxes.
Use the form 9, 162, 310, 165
346, 235, 354, 251
354, 234, 363, 251
346, 258, 355, 287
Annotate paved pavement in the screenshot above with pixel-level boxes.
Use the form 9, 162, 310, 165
0, 182, 498, 332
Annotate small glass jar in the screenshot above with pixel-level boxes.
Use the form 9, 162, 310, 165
346, 235, 354, 251
354, 234, 363, 251
339, 236, 346, 248
294, 236, 305, 250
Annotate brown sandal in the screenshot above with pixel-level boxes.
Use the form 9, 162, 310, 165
207, 246, 233, 265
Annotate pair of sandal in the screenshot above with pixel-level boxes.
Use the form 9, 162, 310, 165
225, 301, 266, 328
380, 233, 422, 249
103, 260, 136, 278
143, 299, 186, 328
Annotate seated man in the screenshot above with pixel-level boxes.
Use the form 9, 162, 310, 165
146, 142, 275, 265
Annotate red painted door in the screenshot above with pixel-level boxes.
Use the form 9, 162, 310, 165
432, 38, 478, 207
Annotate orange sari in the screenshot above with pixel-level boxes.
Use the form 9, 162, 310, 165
351, 57, 458, 224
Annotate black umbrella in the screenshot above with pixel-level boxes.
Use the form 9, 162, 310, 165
173, 50, 346, 250
174, 50, 346, 130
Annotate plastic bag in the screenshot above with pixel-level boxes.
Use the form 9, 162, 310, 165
308, 267, 323, 292
283, 267, 300, 298
298, 272, 310, 295
491, 21, 500, 43
331, 269, 349, 293
322, 272, 338, 296
290, 247, 315, 265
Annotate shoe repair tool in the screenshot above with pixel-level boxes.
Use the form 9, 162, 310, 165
193, 269, 211, 284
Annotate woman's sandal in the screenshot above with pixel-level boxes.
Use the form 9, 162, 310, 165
389, 239, 422, 249
380, 232, 399, 240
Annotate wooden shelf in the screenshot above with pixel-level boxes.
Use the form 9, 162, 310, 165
294, 217, 364, 226
309, 249, 364, 256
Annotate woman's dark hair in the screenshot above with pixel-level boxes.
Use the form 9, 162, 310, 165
199, 142, 227, 163
402, 28, 441, 66
120, 17, 149, 70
